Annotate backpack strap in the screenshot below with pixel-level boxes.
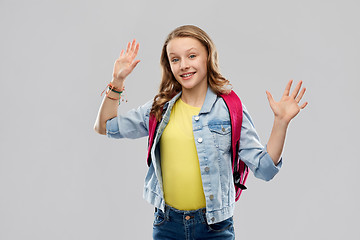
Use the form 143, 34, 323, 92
147, 114, 158, 166
220, 91, 249, 200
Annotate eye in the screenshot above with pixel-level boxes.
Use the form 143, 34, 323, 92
171, 58, 179, 63
189, 54, 196, 59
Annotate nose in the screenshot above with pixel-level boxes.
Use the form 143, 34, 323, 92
180, 58, 189, 71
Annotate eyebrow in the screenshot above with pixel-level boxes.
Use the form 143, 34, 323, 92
168, 47, 197, 56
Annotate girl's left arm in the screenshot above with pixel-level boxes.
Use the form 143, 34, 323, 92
265, 80, 308, 165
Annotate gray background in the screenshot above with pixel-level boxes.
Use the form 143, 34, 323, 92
1, 0, 359, 239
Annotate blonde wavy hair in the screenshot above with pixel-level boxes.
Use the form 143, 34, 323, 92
150, 25, 231, 121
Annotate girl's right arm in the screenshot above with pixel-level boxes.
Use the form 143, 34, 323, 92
94, 40, 140, 135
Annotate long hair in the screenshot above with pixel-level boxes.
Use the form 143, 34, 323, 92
150, 25, 231, 121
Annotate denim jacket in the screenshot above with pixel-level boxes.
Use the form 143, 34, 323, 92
106, 87, 282, 224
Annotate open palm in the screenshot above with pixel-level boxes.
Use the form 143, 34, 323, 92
266, 80, 308, 123
113, 39, 140, 82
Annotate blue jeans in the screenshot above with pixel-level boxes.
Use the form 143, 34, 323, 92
153, 205, 235, 240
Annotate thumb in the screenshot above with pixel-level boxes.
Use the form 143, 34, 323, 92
130, 59, 141, 70
266, 90, 275, 107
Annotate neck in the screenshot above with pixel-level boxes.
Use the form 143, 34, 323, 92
180, 83, 208, 108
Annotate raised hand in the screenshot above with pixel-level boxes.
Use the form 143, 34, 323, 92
112, 39, 140, 86
266, 80, 308, 124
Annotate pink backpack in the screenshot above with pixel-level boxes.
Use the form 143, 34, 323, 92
147, 91, 249, 201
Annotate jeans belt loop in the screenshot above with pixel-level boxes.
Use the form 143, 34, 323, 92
164, 205, 170, 221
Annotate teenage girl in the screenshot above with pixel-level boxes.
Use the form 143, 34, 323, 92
94, 25, 307, 240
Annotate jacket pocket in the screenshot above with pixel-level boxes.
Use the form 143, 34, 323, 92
208, 122, 231, 153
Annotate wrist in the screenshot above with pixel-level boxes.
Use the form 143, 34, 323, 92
273, 116, 290, 128
110, 78, 125, 90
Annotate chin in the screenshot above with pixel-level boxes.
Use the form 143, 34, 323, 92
179, 83, 196, 90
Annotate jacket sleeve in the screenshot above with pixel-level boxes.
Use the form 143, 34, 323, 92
106, 99, 153, 139
238, 103, 282, 181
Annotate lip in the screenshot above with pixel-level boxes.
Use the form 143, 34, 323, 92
180, 72, 196, 80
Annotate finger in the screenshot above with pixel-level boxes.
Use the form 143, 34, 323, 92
291, 80, 303, 99
133, 43, 140, 57
295, 87, 306, 103
283, 80, 293, 97
126, 42, 131, 54
300, 101, 308, 109
130, 39, 136, 53
130, 59, 140, 70
266, 90, 275, 106
119, 49, 124, 57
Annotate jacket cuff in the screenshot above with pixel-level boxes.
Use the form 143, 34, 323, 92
258, 145, 282, 181
106, 117, 121, 138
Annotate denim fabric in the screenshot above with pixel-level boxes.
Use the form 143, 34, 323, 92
106, 87, 282, 224
153, 205, 234, 240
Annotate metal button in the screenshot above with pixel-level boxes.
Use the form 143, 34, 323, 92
194, 116, 200, 121
209, 195, 214, 200
211, 217, 215, 222
222, 126, 225, 132
185, 216, 191, 220
205, 167, 210, 172
197, 137, 203, 143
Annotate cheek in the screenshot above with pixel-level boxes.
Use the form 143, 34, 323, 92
169, 65, 178, 76
198, 60, 207, 72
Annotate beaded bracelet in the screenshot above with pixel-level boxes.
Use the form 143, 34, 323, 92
101, 82, 127, 105
108, 87, 123, 94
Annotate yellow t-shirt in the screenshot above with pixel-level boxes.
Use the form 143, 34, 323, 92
160, 98, 206, 210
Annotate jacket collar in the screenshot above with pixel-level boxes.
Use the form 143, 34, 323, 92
199, 86, 218, 114
163, 91, 182, 110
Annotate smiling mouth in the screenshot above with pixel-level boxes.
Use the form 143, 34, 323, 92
180, 72, 196, 78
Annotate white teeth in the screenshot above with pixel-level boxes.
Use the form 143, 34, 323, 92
182, 73, 194, 77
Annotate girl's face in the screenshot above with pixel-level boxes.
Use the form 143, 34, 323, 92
166, 37, 208, 93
